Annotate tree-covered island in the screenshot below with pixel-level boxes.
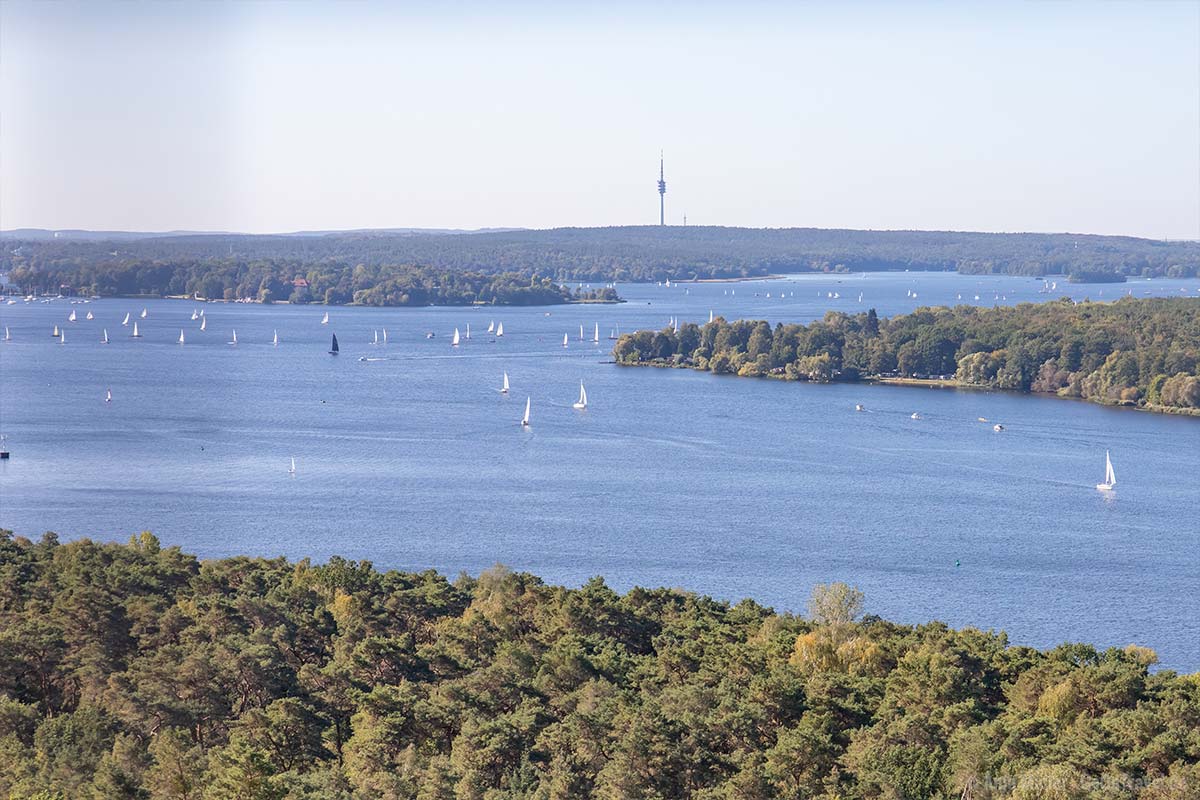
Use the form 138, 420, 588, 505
614, 298, 1200, 414
0, 532, 1196, 799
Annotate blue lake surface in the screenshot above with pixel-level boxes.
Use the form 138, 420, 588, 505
2, 272, 1199, 670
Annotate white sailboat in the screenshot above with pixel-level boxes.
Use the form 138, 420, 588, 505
68, 309, 76, 322
709, 310, 714, 323
131, 322, 141, 338
52, 324, 60, 337
579, 324, 585, 341
191, 309, 199, 321
465, 323, 470, 340
500, 372, 510, 394
592, 324, 600, 343
452, 328, 461, 346
373, 329, 379, 345
272, 330, 279, 346
3, 327, 9, 342
230, 329, 238, 346
200, 308, 205, 317
573, 381, 588, 410
141, 308, 148, 319
178, 329, 185, 345
562, 333, 569, 347
496, 322, 504, 337
102, 329, 109, 344
289, 457, 296, 475
487, 320, 495, 333
521, 397, 531, 427
86, 311, 94, 320
199, 316, 206, 331
609, 325, 620, 340
59, 328, 66, 344
105, 389, 112, 403
382, 328, 388, 344
122, 312, 130, 326
321, 311, 329, 325
1096, 451, 1116, 491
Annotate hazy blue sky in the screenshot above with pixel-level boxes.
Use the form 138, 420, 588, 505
2, 1, 1197, 238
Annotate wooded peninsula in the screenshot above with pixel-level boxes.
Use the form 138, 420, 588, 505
0, 258, 619, 307
0, 532, 1196, 799
614, 298, 1200, 414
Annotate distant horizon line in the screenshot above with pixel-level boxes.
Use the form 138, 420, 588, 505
2, 224, 1197, 243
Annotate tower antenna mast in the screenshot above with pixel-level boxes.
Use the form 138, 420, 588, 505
657, 151, 667, 226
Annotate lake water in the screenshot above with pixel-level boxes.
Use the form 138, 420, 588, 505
2, 272, 1199, 671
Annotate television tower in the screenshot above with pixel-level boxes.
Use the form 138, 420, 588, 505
657, 151, 667, 226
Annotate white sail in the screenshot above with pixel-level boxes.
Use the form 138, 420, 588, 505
141, 308, 147, 318
579, 324, 584, 341
132, 322, 140, 337
496, 322, 504, 337
68, 309, 76, 322
465, 323, 470, 340
200, 308, 205, 317
53, 325, 60, 337
199, 316, 206, 331
709, 310, 714, 323
501, 372, 510, 393
383, 328, 388, 344
3, 327, 8, 341
573, 381, 587, 409
452, 328, 460, 346
321, 311, 329, 324
487, 320, 495, 333
191, 309, 198, 321
86, 311, 94, 320
593, 324, 599, 343
122, 312, 130, 326
1097, 450, 1116, 490
231, 329, 237, 345
59, 329, 66, 344
373, 329, 379, 345
563, 333, 569, 347
102, 329, 109, 344
106, 389, 112, 403
521, 397, 531, 426
178, 329, 185, 345
289, 457, 296, 474
273, 330, 279, 346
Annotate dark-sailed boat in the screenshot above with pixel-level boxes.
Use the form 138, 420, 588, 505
329, 333, 339, 355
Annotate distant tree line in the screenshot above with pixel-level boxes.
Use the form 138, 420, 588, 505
614, 298, 1200, 413
4, 225, 1197, 288
1, 257, 619, 307
1, 531, 1196, 799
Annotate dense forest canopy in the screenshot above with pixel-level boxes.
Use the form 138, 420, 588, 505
0, 532, 1196, 799
614, 297, 1200, 413
3, 227, 1197, 298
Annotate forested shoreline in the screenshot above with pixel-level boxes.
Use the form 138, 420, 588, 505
613, 298, 1200, 414
0, 532, 1197, 799
3, 226, 1197, 295
0, 259, 619, 307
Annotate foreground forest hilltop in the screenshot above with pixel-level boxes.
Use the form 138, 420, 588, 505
1, 533, 1197, 799
2, 226, 1198, 303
